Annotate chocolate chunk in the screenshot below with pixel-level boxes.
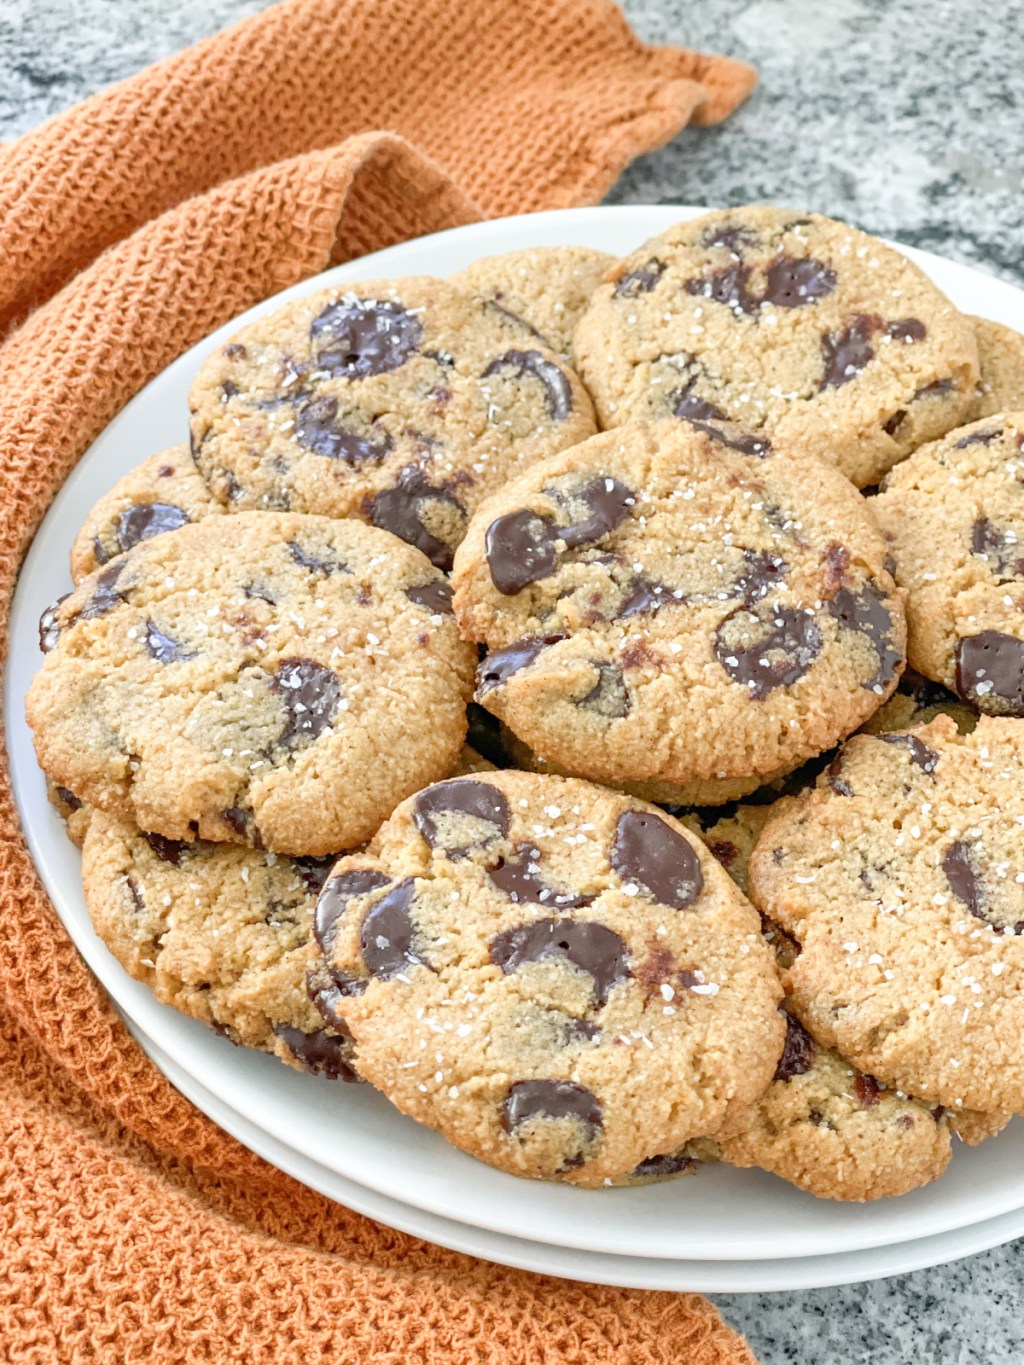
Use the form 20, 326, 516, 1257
578, 662, 630, 718
943, 840, 983, 918
39, 594, 70, 652
828, 582, 901, 690
686, 263, 758, 314
560, 1015, 601, 1045
359, 877, 428, 979
405, 580, 454, 614
272, 658, 341, 748
762, 256, 836, 308
687, 418, 772, 457
956, 631, 1024, 715
369, 467, 461, 571
143, 831, 190, 865
290, 854, 336, 895
306, 960, 361, 1030
610, 811, 704, 910
272, 1023, 359, 1082
126, 877, 144, 914
287, 540, 350, 575
546, 475, 634, 548
735, 550, 787, 606
490, 917, 628, 1004
702, 223, 756, 252
617, 576, 673, 619
673, 386, 728, 422
613, 259, 665, 297
853, 1074, 882, 1108
826, 752, 854, 797
55, 786, 82, 811
914, 378, 954, 399
878, 733, 939, 773
632, 1152, 696, 1179
465, 701, 511, 768
821, 314, 878, 389
485, 509, 559, 594
488, 842, 593, 909
219, 806, 251, 841
502, 1079, 603, 1137
971, 518, 1024, 579
882, 409, 908, 437
144, 621, 196, 665
955, 427, 1002, 449
476, 636, 563, 696
314, 868, 391, 955
715, 603, 823, 698
482, 349, 573, 420
413, 779, 510, 859
293, 395, 391, 463
79, 562, 128, 622
886, 318, 926, 343
116, 501, 190, 554
310, 296, 423, 377
774, 1015, 815, 1081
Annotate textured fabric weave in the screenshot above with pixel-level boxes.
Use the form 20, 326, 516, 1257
0, 1, 759, 1358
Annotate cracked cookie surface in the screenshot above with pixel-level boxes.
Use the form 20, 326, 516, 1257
188, 277, 596, 570
28, 513, 475, 854
874, 412, 1024, 717
749, 715, 1024, 1113
572, 207, 978, 488
82, 808, 357, 1078
452, 246, 614, 358
452, 419, 906, 804
309, 770, 784, 1183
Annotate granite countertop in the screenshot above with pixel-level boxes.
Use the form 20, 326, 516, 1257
3, 1, 1022, 1360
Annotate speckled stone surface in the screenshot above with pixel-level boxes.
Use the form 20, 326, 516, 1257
3, 1, 1024, 1360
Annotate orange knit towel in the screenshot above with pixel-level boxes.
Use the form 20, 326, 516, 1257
0, 3, 760, 1359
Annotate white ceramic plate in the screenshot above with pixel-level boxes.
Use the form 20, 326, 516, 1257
127, 1010, 1024, 1292
9, 206, 1024, 1272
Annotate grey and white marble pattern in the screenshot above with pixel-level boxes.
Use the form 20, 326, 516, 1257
2, 1, 1023, 1361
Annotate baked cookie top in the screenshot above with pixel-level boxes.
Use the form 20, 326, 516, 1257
451, 246, 615, 357
70, 446, 223, 584
309, 770, 784, 1183
451, 419, 906, 798
82, 807, 356, 1078
748, 715, 1024, 1113
873, 411, 1024, 716
572, 207, 978, 488
968, 316, 1024, 420
188, 277, 596, 569
29, 513, 475, 855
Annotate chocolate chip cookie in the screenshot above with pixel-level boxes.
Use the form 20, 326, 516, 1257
749, 715, 1024, 1113
188, 278, 596, 570
82, 807, 357, 1078
451, 247, 615, 358
452, 419, 906, 805
71, 446, 223, 584
28, 513, 475, 854
573, 207, 979, 488
873, 412, 1024, 716
308, 770, 784, 1183
969, 317, 1024, 419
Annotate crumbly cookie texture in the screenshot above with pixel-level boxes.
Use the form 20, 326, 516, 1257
451, 247, 615, 358
70, 446, 223, 584
309, 770, 785, 1184
46, 780, 93, 848
968, 317, 1024, 419
873, 412, 1024, 716
82, 808, 357, 1078
28, 513, 475, 855
188, 277, 596, 570
451, 419, 905, 802
572, 206, 979, 488
748, 716, 1024, 1113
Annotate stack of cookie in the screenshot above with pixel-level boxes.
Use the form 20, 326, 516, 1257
27, 205, 1024, 1200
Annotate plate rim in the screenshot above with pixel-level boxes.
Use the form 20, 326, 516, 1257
9, 202, 1024, 1267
